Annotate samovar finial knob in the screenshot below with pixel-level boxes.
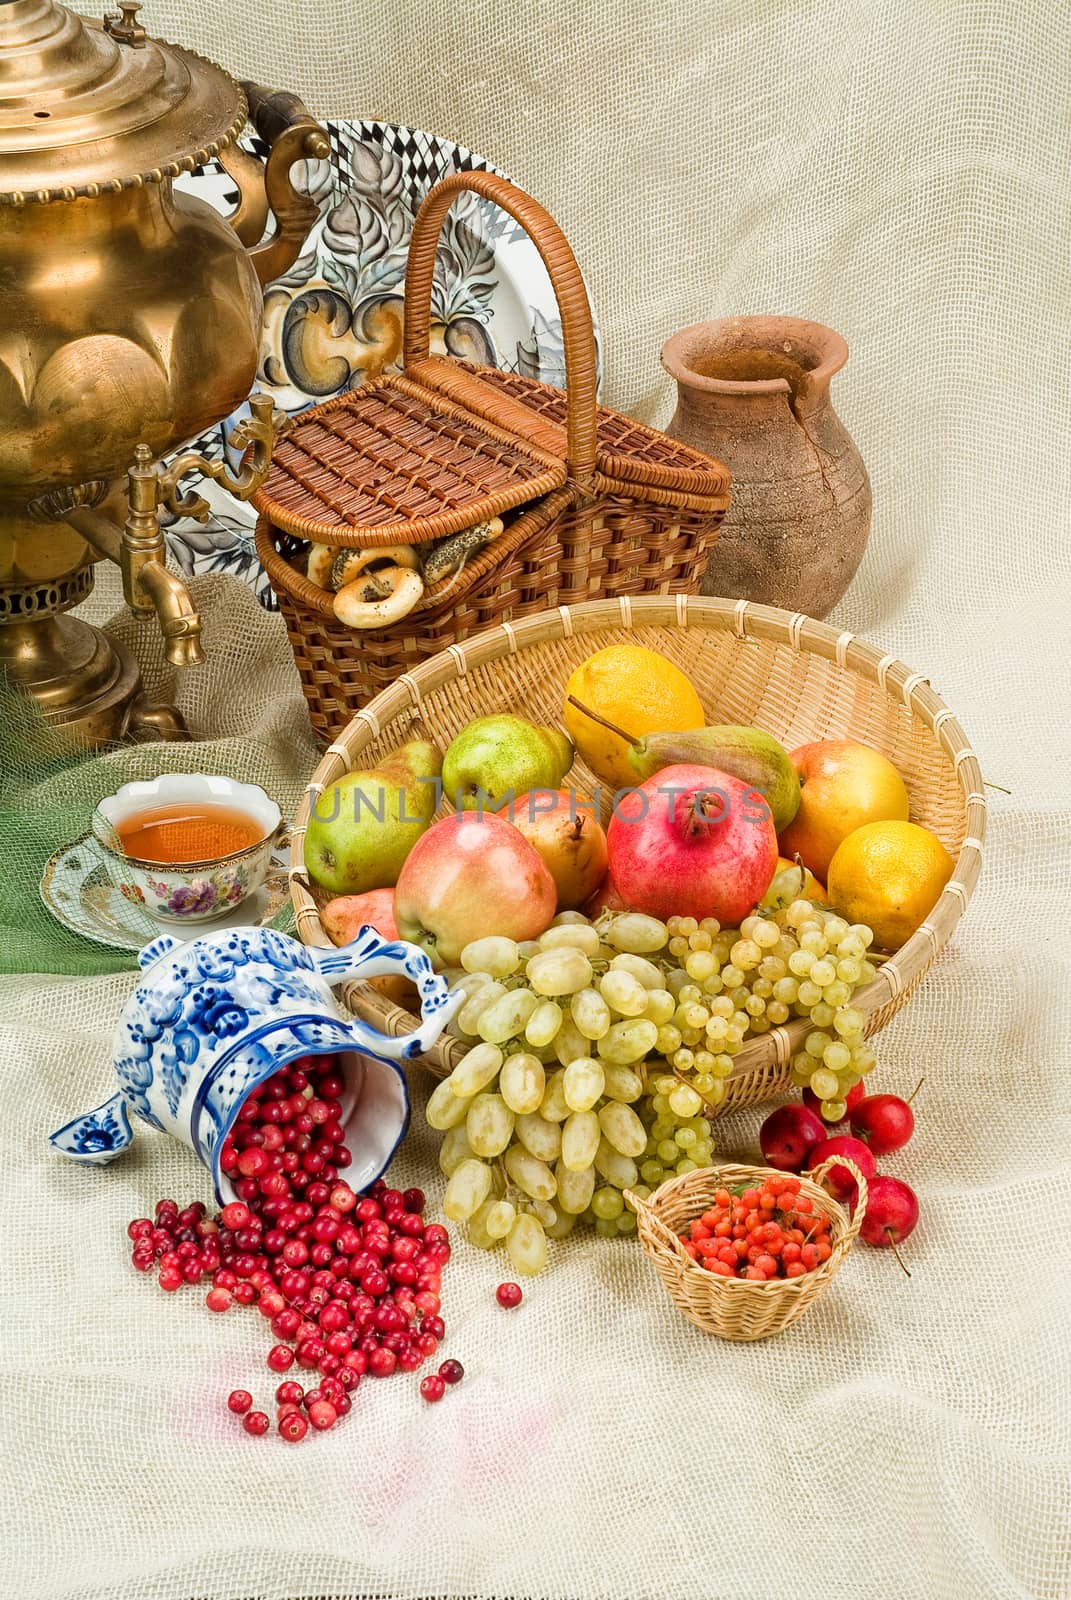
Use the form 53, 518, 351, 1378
103, 3, 147, 48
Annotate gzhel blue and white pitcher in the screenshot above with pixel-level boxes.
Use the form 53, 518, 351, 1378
50, 925, 461, 1202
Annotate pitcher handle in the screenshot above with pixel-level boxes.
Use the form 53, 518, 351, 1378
219, 83, 330, 287
309, 928, 463, 1060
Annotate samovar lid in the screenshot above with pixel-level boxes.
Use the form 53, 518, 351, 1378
0, 0, 245, 204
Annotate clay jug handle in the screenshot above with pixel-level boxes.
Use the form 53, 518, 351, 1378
218, 84, 330, 287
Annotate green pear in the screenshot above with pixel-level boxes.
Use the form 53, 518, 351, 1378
443, 715, 573, 811
303, 735, 442, 894
566, 695, 801, 832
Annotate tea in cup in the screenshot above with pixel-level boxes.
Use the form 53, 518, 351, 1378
92, 774, 282, 923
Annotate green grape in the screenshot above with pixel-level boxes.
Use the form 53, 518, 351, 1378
516, 941, 541, 961
650, 1117, 674, 1140
671, 1048, 695, 1071
640, 989, 674, 1026
758, 955, 788, 982
704, 1080, 726, 1108
721, 964, 745, 989
823, 1040, 852, 1072
684, 950, 717, 982
458, 980, 510, 1036
788, 949, 814, 976
700, 975, 726, 998
527, 947, 594, 996
752, 977, 774, 999
822, 980, 851, 1009
688, 929, 713, 950
594, 1138, 639, 1189
561, 1109, 601, 1171
461, 936, 521, 978
800, 931, 829, 957
539, 1069, 571, 1122
555, 1160, 596, 1214
604, 913, 669, 954
598, 1100, 647, 1158
591, 1187, 624, 1221
837, 934, 867, 961
656, 1024, 682, 1055
426, 1076, 474, 1130
571, 987, 612, 1040
609, 952, 663, 989
710, 1053, 734, 1078
694, 1073, 715, 1093
538, 922, 601, 955
666, 968, 690, 998
745, 995, 766, 1018
668, 1083, 704, 1118
805, 1030, 832, 1058
443, 1158, 493, 1221
750, 1016, 772, 1034
506, 1212, 548, 1275
820, 1098, 848, 1123
797, 980, 823, 1008
785, 898, 814, 928
809, 1066, 840, 1100
438, 1123, 474, 1176
597, 1018, 659, 1064
668, 935, 690, 959
849, 923, 874, 945
766, 1000, 790, 1025
810, 1001, 835, 1027
514, 1110, 563, 1162
598, 968, 649, 1017
753, 920, 781, 950
499, 1051, 546, 1115
836, 958, 863, 985
602, 1064, 644, 1102
730, 939, 762, 971
675, 1158, 699, 1175
553, 1016, 591, 1066
546, 1208, 578, 1240
852, 1043, 877, 1074
833, 1006, 866, 1038
562, 1056, 605, 1112
503, 1144, 557, 1201
630, 1183, 652, 1201
677, 984, 703, 1005
594, 1216, 619, 1238
485, 1199, 516, 1239
675, 1127, 697, 1148
466, 1093, 515, 1157
808, 958, 836, 987
477, 988, 539, 1044
653, 1074, 677, 1097
823, 915, 849, 944
773, 976, 800, 1004
467, 1200, 504, 1250
640, 1159, 665, 1186
524, 999, 564, 1049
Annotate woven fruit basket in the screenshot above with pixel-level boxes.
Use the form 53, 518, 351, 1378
253, 170, 729, 742
626, 1157, 868, 1341
288, 594, 985, 1113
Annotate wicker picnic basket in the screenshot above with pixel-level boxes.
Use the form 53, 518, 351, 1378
253, 170, 730, 742
626, 1157, 868, 1341
288, 595, 986, 1114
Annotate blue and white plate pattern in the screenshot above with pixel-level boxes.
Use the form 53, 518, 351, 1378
166, 121, 601, 606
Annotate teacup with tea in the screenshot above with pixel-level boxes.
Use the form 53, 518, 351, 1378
92, 774, 282, 923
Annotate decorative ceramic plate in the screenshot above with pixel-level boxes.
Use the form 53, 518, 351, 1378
40, 833, 292, 953
165, 121, 600, 605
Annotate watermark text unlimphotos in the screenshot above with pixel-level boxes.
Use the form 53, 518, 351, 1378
310, 781, 771, 827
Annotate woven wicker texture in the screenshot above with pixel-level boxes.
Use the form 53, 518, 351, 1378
289, 595, 984, 1112
253, 170, 729, 742
627, 1156, 867, 1341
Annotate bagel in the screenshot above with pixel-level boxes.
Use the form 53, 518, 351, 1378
330, 543, 419, 592
422, 516, 505, 583
306, 543, 335, 589
332, 564, 425, 628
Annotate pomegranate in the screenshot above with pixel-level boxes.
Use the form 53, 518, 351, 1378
606, 764, 778, 925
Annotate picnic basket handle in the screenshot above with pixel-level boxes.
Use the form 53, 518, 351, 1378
403, 170, 599, 486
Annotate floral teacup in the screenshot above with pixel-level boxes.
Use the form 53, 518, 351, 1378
92, 774, 282, 925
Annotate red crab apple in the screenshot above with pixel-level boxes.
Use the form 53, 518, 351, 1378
607, 763, 778, 925
758, 1103, 827, 1172
807, 1135, 876, 1204
803, 1081, 865, 1123
860, 1176, 919, 1267
394, 812, 557, 967
849, 1093, 915, 1156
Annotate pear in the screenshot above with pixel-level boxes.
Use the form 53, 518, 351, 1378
303, 733, 442, 894
566, 696, 801, 832
443, 715, 573, 811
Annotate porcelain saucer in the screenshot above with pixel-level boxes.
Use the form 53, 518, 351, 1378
40, 832, 292, 953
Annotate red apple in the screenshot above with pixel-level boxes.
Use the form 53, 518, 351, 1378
849, 1093, 915, 1156
859, 1176, 919, 1250
758, 1103, 827, 1172
607, 763, 778, 925
495, 789, 608, 910
394, 812, 557, 967
803, 1081, 866, 1123
807, 1135, 876, 1204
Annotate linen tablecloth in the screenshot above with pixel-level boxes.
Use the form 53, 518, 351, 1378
3, 2, 1069, 1596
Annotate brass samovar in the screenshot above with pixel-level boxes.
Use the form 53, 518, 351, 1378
0, 0, 327, 741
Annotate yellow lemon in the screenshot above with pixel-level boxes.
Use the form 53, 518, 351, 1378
563, 644, 704, 790
827, 821, 954, 951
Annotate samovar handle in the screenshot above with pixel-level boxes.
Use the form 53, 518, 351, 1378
218, 83, 329, 287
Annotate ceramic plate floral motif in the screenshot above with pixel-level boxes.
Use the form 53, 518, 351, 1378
40, 834, 292, 953
166, 121, 601, 604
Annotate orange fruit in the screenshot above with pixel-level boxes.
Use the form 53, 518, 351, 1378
777, 739, 909, 881
563, 644, 704, 790
827, 820, 954, 950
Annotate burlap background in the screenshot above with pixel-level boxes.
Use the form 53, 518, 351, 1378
3, 2, 1070, 1596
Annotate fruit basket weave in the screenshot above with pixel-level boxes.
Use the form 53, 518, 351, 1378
289, 595, 985, 1112
253, 169, 730, 742
626, 1158, 867, 1341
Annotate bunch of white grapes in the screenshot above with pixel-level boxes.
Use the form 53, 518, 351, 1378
426, 901, 878, 1275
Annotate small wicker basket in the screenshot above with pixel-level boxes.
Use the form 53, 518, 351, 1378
289, 595, 985, 1113
626, 1158, 868, 1341
253, 169, 730, 742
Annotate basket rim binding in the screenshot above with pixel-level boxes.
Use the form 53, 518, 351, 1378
287, 594, 986, 1088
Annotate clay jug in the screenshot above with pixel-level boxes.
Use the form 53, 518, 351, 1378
661, 316, 871, 617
